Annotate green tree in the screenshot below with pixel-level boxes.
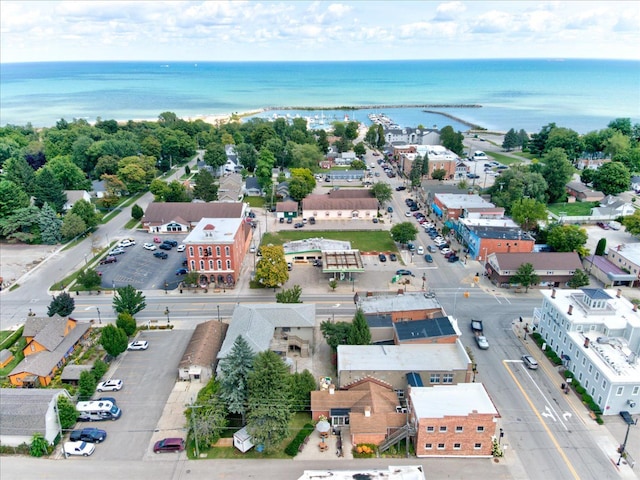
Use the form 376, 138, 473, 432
547, 224, 588, 253
502, 128, 519, 151
580, 168, 597, 185
410, 156, 423, 187
545, 127, 584, 161
431, 168, 447, 181
219, 335, 255, 424
46, 156, 91, 190
117, 161, 147, 193
237, 143, 259, 171
510, 263, 540, 292
204, 143, 227, 169
510, 198, 548, 231
34, 168, 66, 213
3, 156, 36, 195
255, 149, 276, 190
29, 433, 49, 457
608, 118, 633, 137
595, 237, 607, 256
70, 199, 99, 229
187, 378, 228, 451
149, 178, 170, 201
347, 309, 371, 345
78, 370, 97, 401
276, 285, 303, 303
92, 359, 108, 381
57, 395, 78, 430
165, 180, 190, 202
592, 161, 631, 196
47, 292, 75, 317
246, 350, 292, 452
76, 269, 102, 291
131, 203, 144, 220
112, 284, 147, 315
60, 212, 86, 240
288, 369, 317, 412
0, 179, 30, 218
370, 181, 392, 205
623, 210, 640, 236
193, 169, 219, 202
390, 222, 419, 245
541, 148, 573, 203
528, 123, 556, 157
116, 312, 137, 336
255, 245, 289, 290
350, 159, 367, 170
440, 126, 464, 155
320, 321, 352, 351
99, 324, 128, 357
353, 142, 366, 157
568, 269, 590, 288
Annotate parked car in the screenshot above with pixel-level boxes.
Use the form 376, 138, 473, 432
127, 341, 149, 351
175, 268, 188, 275
440, 248, 452, 255
96, 397, 117, 405
596, 222, 610, 230
99, 256, 117, 265
309, 217, 316, 225
69, 428, 107, 443
407, 243, 416, 252
158, 243, 172, 250
279, 217, 285, 224
108, 247, 125, 256
448, 255, 459, 263
176, 245, 186, 252
395, 186, 406, 191
162, 240, 178, 247
294, 222, 304, 228
143, 243, 157, 251
424, 254, 433, 263
378, 253, 387, 262
96, 379, 123, 392
404, 211, 412, 217
302, 218, 308, 224
154, 251, 168, 259
396, 269, 413, 276
427, 245, 437, 253
444, 251, 455, 258
372, 218, 379, 223
153, 437, 185, 454
287, 262, 293, 271
389, 253, 397, 261
287, 217, 293, 224
387, 206, 393, 213
118, 239, 135, 248
64, 441, 95, 457
417, 246, 424, 255
438, 243, 450, 250
522, 355, 538, 370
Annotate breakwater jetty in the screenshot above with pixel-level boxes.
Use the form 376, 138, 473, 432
264, 104, 481, 111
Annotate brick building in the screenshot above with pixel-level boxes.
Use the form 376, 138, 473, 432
183, 217, 252, 288
410, 383, 499, 457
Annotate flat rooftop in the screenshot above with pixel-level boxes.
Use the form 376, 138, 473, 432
435, 193, 494, 210
410, 383, 498, 419
609, 243, 640, 267
183, 218, 243, 244
357, 292, 443, 314
283, 238, 351, 254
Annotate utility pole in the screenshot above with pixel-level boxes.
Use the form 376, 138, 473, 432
191, 406, 200, 458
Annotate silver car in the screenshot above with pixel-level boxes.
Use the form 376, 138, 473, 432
522, 355, 538, 370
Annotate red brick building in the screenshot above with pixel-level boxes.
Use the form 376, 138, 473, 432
183, 217, 252, 288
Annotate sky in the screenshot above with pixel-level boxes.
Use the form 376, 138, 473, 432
1, 1, 639, 63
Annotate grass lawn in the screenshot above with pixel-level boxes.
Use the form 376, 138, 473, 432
245, 196, 266, 208
124, 218, 140, 229
548, 202, 598, 216
262, 230, 397, 252
0, 337, 26, 378
190, 412, 312, 459
485, 151, 528, 166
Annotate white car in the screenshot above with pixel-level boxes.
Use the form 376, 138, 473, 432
127, 340, 149, 351
64, 441, 95, 457
440, 248, 452, 255
108, 247, 125, 256
97, 379, 123, 392
119, 239, 135, 248
434, 238, 446, 245
176, 245, 186, 252
417, 246, 424, 255
143, 243, 157, 251
405, 211, 412, 217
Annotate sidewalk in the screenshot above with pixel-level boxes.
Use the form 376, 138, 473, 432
513, 321, 639, 478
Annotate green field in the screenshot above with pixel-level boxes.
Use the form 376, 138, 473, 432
547, 202, 598, 216
485, 151, 528, 166
262, 230, 397, 252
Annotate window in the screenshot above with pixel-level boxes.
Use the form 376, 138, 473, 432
595, 372, 599, 381
189, 247, 194, 256
208, 260, 213, 270
424, 443, 433, 450
476, 426, 484, 432
430, 374, 440, 384
455, 426, 463, 433
217, 260, 222, 270
190, 260, 195, 270
443, 373, 454, 384
582, 358, 586, 366
426, 426, 435, 433
633, 386, 639, 396
453, 443, 461, 450
198, 247, 203, 256
394, 389, 405, 399
602, 380, 607, 390
439, 426, 447, 432
617, 386, 624, 396
216, 246, 221, 256
226, 260, 231, 270
437, 443, 445, 450
207, 247, 212, 257
225, 246, 230, 256
588, 365, 593, 374
474, 443, 482, 450
199, 260, 204, 270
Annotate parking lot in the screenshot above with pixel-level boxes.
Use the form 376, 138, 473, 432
96, 232, 187, 291
84, 330, 192, 460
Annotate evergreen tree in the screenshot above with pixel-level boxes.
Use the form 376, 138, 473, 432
34, 168, 67, 213
57, 395, 78, 430
39, 202, 62, 244
192, 169, 219, 202
541, 148, 573, 203
246, 351, 292, 452
47, 292, 75, 317
595, 238, 607, 256
131, 203, 144, 220
3, 156, 36, 195
517, 129, 529, 150
288, 369, 317, 412
99, 324, 128, 357
347, 309, 371, 345
376, 125, 385, 149
0, 179, 30, 218
112, 285, 147, 315
410, 156, 423, 187
502, 128, 519, 151
275, 285, 303, 303
219, 335, 255, 424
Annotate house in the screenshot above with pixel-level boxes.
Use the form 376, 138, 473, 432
220, 144, 242, 175
63, 190, 92, 211
142, 202, 245, 233
178, 320, 228, 383
336, 344, 473, 391
217, 173, 244, 202
276, 200, 299, 220
601, 243, 640, 287
384, 126, 440, 146
410, 383, 499, 457
60, 364, 93, 385
565, 181, 605, 203
485, 252, 583, 288
216, 304, 316, 373
183, 218, 252, 288
632, 176, 640, 193
301, 194, 378, 221
533, 288, 640, 415
9, 315, 91, 387
310, 377, 407, 446
581, 255, 637, 288
244, 177, 263, 197
0, 388, 73, 446
324, 170, 366, 182
91, 180, 106, 199
591, 195, 635, 218
327, 189, 374, 199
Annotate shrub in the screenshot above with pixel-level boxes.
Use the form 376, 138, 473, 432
116, 312, 137, 336
563, 370, 575, 379
353, 443, 377, 458
29, 433, 49, 457
596, 416, 604, 425
575, 385, 586, 395
581, 393, 593, 404
92, 359, 108, 381
284, 423, 315, 456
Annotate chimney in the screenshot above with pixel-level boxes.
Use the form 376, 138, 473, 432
551, 289, 556, 299
329, 384, 335, 395
364, 406, 371, 417
584, 337, 590, 348
568, 305, 573, 315
617, 289, 622, 298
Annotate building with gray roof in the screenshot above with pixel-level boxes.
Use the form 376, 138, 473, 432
0, 388, 72, 446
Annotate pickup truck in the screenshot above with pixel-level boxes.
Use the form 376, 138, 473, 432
471, 319, 489, 350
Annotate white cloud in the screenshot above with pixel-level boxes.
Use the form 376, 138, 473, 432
433, 1, 466, 22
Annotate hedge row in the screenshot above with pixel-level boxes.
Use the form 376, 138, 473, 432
284, 423, 315, 457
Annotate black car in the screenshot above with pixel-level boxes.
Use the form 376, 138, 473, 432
279, 217, 285, 223
163, 240, 178, 247
287, 217, 293, 224
379, 253, 387, 262
389, 253, 397, 261
395, 186, 406, 191
69, 428, 107, 443
99, 256, 117, 265
409, 205, 419, 211
396, 269, 413, 276
294, 222, 304, 228
175, 268, 188, 275
309, 217, 316, 225
438, 243, 450, 250
448, 255, 459, 263
154, 251, 168, 259
158, 243, 172, 250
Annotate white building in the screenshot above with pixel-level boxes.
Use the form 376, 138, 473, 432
534, 288, 640, 415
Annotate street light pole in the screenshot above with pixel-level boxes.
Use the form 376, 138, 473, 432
96, 307, 101, 324
618, 416, 637, 466
164, 307, 170, 324
217, 305, 220, 322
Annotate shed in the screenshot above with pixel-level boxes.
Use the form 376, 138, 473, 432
233, 426, 254, 453
0, 349, 14, 369
60, 364, 93, 385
